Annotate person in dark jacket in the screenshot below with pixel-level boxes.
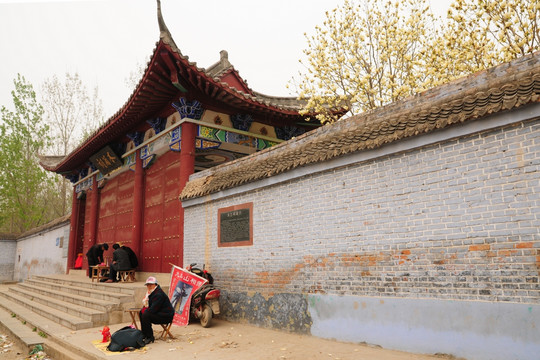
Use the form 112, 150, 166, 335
86, 243, 109, 278
121, 245, 138, 269
105, 244, 132, 283
139, 276, 174, 344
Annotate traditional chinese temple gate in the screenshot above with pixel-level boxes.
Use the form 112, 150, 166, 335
40, 3, 328, 274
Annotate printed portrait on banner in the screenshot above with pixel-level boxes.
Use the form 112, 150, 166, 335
168, 265, 208, 326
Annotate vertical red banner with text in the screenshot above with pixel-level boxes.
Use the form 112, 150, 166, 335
168, 265, 207, 326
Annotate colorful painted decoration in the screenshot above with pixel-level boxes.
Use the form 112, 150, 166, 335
194, 150, 238, 169
142, 155, 156, 168
147, 117, 166, 134
125, 153, 136, 172
195, 139, 221, 149
96, 172, 107, 188
79, 168, 88, 179
75, 177, 93, 194
257, 139, 278, 150
231, 114, 253, 131
226, 132, 256, 147
140, 143, 155, 169
172, 98, 203, 120
197, 125, 275, 150
169, 127, 181, 152
198, 126, 223, 141
275, 126, 305, 141
66, 173, 79, 183
126, 131, 145, 146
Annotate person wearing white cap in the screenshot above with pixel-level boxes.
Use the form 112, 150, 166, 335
139, 276, 174, 344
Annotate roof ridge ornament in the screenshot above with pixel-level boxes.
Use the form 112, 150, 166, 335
220, 50, 230, 65
156, 0, 180, 53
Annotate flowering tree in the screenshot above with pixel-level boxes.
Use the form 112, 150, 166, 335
423, 0, 540, 88
296, 0, 540, 124
295, 0, 435, 123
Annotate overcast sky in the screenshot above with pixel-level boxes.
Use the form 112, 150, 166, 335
0, 0, 452, 119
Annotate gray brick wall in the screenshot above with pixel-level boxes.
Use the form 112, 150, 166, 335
184, 119, 540, 304
0, 239, 16, 282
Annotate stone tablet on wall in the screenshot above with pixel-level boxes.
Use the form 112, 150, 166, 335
218, 202, 253, 247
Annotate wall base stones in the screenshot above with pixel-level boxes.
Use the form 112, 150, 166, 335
220, 290, 312, 334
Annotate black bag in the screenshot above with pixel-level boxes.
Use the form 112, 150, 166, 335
107, 326, 145, 352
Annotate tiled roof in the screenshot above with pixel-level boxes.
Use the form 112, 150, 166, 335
41, 1, 312, 174
204, 50, 308, 110
0, 233, 17, 240
3, 214, 71, 239
156, 2, 306, 114
205, 50, 236, 79
180, 52, 540, 200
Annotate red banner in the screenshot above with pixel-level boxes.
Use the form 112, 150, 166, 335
168, 265, 208, 326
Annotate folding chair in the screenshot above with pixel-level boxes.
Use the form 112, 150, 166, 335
159, 322, 174, 340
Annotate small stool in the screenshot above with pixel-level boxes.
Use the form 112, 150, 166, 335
160, 323, 174, 340
118, 270, 135, 282
91, 265, 109, 282
125, 308, 140, 329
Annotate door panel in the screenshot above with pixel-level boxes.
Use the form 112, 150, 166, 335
142, 151, 181, 273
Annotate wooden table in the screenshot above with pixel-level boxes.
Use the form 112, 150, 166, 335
91, 265, 109, 282
125, 308, 140, 329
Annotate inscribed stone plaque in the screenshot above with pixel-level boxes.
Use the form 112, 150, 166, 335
218, 203, 253, 247
89, 145, 123, 175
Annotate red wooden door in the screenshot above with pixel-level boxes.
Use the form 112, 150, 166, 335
96, 170, 134, 264
142, 151, 181, 273
162, 153, 181, 272
97, 176, 117, 265
113, 172, 134, 247
142, 158, 164, 273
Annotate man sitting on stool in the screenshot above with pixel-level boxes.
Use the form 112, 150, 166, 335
139, 276, 174, 344
104, 244, 131, 283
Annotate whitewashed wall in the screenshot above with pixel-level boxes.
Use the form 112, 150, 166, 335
0, 238, 17, 282
13, 220, 70, 282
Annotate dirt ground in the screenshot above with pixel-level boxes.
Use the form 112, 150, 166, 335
0, 334, 51, 360
2, 319, 458, 360
1, 334, 24, 359
117, 319, 455, 360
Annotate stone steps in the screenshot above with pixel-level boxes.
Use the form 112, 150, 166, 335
0, 290, 95, 330
0, 275, 137, 331
15, 282, 121, 313
0, 274, 143, 359
32, 275, 134, 295
0, 301, 43, 353
0, 293, 101, 360
24, 278, 132, 304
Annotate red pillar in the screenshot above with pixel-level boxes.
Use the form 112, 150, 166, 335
88, 174, 99, 248
178, 121, 197, 267
66, 187, 80, 273
131, 149, 144, 266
